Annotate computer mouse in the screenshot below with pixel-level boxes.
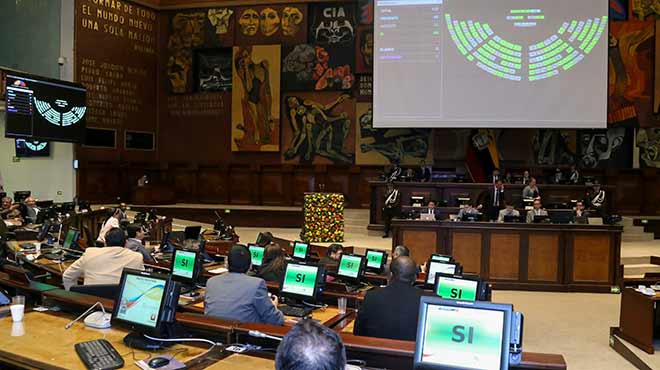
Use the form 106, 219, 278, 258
148, 357, 171, 369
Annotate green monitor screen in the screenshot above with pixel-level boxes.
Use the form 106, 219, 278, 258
293, 241, 309, 260
115, 273, 166, 328
172, 249, 197, 280
426, 261, 458, 285
435, 276, 478, 301
366, 250, 386, 269
281, 263, 319, 299
418, 302, 506, 370
62, 229, 78, 249
338, 254, 363, 279
249, 244, 265, 267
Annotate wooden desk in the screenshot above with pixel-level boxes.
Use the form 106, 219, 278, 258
613, 288, 660, 354
369, 181, 616, 230
204, 354, 274, 370
391, 220, 622, 292
0, 311, 206, 370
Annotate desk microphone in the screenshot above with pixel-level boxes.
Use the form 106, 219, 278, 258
64, 302, 111, 330
248, 330, 283, 342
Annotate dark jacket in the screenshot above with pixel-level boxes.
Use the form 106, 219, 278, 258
353, 281, 424, 341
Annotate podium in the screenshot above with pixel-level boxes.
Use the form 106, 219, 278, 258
301, 192, 344, 243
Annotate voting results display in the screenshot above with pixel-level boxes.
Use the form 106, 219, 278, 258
419, 304, 506, 369
281, 263, 319, 298
172, 249, 196, 280
338, 254, 363, 279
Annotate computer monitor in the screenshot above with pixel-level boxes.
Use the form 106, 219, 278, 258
414, 297, 513, 370
159, 232, 174, 253
550, 213, 574, 224
279, 262, 326, 302
461, 213, 483, 222
434, 273, 483, 302
533, 215, 550, 224
112, 269, 180, 350
170, 248, 201, 285
337, 254, 366, 283
184, 225, 202, 240
426, 260, 462, 286
249, 243, 265, 267
292, 241, 310, 260
36, 221, 51, 242
503, 215, 521, 223
430, 254, 453, 263
61, 228, 80, 250
365, 249, 388, 273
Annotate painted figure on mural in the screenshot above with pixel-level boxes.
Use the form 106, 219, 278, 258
207, 8, 233, 35
234, 47, 274, 146
359, 28, 373, 69
260, 8, 281, 36
284, 94, 353, 164
239, 9, 259, 36
282, 7, 304, 36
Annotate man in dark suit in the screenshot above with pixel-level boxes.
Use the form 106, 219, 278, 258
353, 256, 423, 341
479, 180, 506, 221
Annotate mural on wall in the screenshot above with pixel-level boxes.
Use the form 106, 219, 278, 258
356, 26, 373, 73
282, 92, 355, 164
358, 0, 374, 25
282, 44, 355, 91
610, 0, 629, 21
356, 103, 432, 165
637, 127, 660, 167
194, 49, 232, 92
235, 5, 307, 45
632, 0, 660, 19
608, 19, 655, 126
310, 3, 357, 46
577, 127, 634, 168
533, 130, 577, 165
205, 8, 235, 46
167, 12, 206, 93
231, 45, 281, 152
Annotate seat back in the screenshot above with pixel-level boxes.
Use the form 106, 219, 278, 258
70, 284, 119, 300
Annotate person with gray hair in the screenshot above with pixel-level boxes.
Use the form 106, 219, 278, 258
1, 197, 21, 220
276, 319, 346, 370
353, 256, 424, 341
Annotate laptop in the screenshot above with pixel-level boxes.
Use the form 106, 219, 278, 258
420, 213, 436, 221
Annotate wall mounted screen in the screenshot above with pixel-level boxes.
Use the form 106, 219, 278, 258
374, 0, 608, 128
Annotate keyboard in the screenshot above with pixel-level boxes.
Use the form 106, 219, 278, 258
74, 339, 124, 370
278, 305, 313, 318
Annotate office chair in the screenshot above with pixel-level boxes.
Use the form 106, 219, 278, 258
71, 284, 119, 300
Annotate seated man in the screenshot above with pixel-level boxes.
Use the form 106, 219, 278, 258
318, 244, 344, 268
574, 200, 589, 224
497, 201, 520, 222
276, 319, 346, 370
421, 200, 440, 219
21, 197, 40, 224
457, 203, 481, 219
383, 245, 421, 276
205, 244, 285, 325
62, 228, 144, 290
125, 223, 155, 263
526, 199, 549, 223
354, 256, 423, 341
1, 197, 22, 220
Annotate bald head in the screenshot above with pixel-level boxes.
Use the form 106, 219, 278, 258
391, 256, 417, 285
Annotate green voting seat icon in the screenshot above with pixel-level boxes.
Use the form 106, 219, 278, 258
445, 10, 607, 82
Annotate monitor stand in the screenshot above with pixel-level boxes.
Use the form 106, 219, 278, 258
337, 279, 367, 293
123, 332, 173, 351
179, 284, 199, 298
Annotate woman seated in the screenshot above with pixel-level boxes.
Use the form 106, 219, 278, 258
258, 244, 287, 282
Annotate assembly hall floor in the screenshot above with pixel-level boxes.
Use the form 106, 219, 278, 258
138, 206, 660, 370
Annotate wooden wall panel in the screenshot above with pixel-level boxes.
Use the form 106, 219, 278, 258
261, 170, 285, 206
402, 230, 437, 266
572, 233, 611, 282
324, 168, 351, 203
292, 170, 315, 206
451, 232, 482, 274
197, 167, 228, 203
528, 233, 560, 282
359, 167, 383, 208
170, 166, 197, 203
229, 167, 253, 204
489, 233, 520, 280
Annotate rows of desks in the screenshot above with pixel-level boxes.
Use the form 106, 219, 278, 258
0, 276, 567, 370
